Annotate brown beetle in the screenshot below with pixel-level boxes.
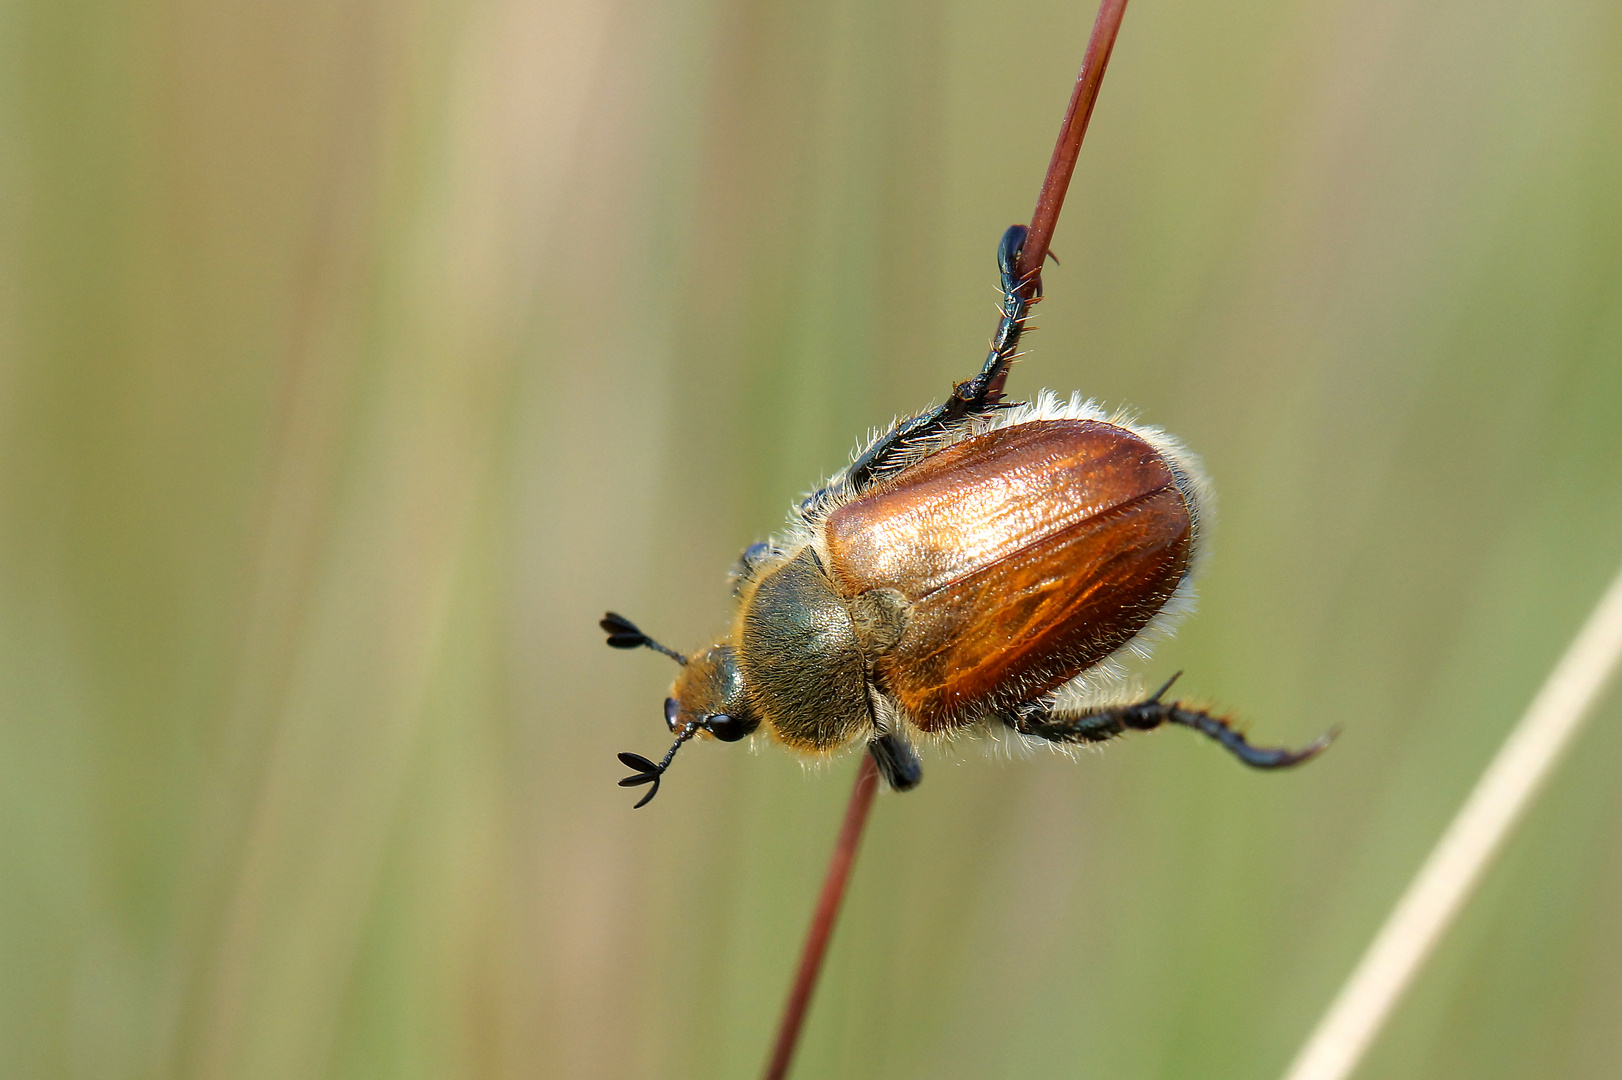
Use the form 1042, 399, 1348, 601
608, 227, 1330, 805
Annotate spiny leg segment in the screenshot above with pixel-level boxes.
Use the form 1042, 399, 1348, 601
803, 225, 1039, 511
1001, 674, 1335, 769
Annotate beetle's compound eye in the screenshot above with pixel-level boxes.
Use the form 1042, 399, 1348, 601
704, 713, 758, 742
664, 697, 680, 732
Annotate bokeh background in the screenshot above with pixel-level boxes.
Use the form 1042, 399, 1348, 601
3, 0, 1621, 1077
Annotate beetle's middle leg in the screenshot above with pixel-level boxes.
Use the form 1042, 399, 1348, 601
999, 674, 1333, 769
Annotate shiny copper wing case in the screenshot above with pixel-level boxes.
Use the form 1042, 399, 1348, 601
821, 419, 1193, 729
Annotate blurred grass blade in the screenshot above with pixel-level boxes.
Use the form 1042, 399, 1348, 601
1281, 556, 1622, 1080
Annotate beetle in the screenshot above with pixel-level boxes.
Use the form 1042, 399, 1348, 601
608, 225, 1331, 806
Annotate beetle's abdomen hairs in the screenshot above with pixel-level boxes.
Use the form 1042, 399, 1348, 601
822, 419, 1193, 730
739, 549, 873, 751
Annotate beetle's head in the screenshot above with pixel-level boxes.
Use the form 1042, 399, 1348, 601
604, 613, 761, 808
669, 644, 759, 745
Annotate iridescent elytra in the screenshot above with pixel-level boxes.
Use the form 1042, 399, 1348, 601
607, 226, 1331, 806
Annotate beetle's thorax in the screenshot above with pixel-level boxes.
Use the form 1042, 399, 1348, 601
731, 544, 883, 753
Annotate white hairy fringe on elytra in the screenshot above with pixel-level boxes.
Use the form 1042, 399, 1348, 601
988, 391, 1215, 730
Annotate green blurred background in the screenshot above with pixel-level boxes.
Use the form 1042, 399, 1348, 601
3, 0, 1620, 1077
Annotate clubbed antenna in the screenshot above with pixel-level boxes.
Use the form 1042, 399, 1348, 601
600, 612, 687, 665
617, 721, 699, 809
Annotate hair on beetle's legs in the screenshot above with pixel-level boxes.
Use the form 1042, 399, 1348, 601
966, 224, 1042, 411
802, 226, 1040, 512
1002, 678, 1335, 769
849, 226, 1035, 485
1006, 701, 1130, 744
1001, 671, 1181, 745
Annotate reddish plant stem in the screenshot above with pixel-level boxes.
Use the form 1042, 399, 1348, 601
1017, 0, 1130, 292
761, 755, 880, 1080
759, 4, 1131, 1076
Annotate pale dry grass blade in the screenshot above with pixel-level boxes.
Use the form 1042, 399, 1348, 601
1282, 556, 1622, 1080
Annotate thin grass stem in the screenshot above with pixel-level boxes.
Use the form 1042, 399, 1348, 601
1281, 556, 1622, 1080
762, 755, 880, 1080
758, 5, 1133, 1073
1017, 0, 1130, 291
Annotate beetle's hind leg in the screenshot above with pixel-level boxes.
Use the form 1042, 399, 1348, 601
1000, 675, 1334, 769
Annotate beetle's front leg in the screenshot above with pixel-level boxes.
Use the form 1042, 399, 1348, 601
803, 226, 1039, 514
1000, 676, 1334, 769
